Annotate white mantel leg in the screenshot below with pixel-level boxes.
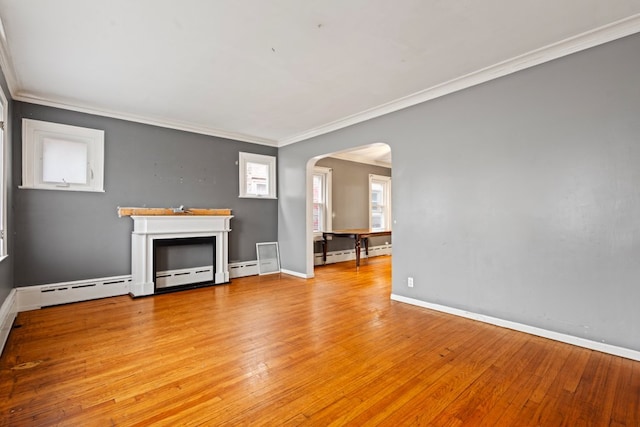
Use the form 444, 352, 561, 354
131, 234, 154, 296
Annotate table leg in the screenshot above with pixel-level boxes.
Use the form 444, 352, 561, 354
322, 235, 328, 264
355, 237, 361, 268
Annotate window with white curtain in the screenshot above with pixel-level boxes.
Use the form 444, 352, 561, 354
369, 174, 391, 231
21, 119, 105, 192
312, 166, 332, 234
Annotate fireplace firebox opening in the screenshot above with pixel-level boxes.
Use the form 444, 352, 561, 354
152, 236, 216, 294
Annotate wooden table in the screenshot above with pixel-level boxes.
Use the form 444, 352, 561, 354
322, 229, 392, 268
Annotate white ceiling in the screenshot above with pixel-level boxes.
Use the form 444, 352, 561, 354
0, 1, 640, 148
330, 143, 392, 168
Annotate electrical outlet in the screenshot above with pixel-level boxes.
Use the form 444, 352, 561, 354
407, 277, 414, 288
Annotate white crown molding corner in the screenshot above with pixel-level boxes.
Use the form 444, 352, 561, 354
0, 32, 20, 98
11, 91, 279, 147
278, 13, 640, 147
390, 294, 640, 362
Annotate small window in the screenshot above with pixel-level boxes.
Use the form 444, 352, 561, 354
312, 166, 332, 234
21, 119, 105, 192
370, 174, 391, 231
239, 152, 276, 199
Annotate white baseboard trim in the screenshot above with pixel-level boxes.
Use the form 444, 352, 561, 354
280, 269, 309, 279
314, 244, 392, 266
390, 294, 640, 362
0, 289, 17, 355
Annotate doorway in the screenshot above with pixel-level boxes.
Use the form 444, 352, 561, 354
307, 143, 392, 273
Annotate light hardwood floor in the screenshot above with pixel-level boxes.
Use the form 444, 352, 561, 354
1, 256, 639, 426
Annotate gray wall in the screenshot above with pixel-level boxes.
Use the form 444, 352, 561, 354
0, 63, 13, 302
314, 157, 391, 252
278, 33, 640, 351
13, 102, 277, 286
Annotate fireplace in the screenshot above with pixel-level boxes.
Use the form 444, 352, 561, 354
129, 215, 233, 296
153, 235, 215, 293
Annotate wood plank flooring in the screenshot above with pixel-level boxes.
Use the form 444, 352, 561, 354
1, 256, 639, 426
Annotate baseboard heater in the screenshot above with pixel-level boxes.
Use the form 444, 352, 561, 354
16, 260, 261, 312
229, 260, 260, 278
314, 244, 392, 266
154, 266, 214, 292
18, 276, 132, 311
15, 247, 389, 311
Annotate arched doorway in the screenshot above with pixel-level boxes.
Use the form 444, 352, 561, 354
305, 143, 392, 275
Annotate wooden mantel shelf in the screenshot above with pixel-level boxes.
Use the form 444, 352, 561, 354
117, 207, 232, 217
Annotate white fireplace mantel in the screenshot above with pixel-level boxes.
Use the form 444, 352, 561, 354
129, 215, 233, 296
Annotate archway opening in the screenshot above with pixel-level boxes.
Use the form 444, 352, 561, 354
305, 143, 392, 276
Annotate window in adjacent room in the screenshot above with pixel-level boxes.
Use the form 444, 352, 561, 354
369, 174, 392, 231
239, 152, 277, 199
312, 166, 332, 234
21, 119, 105, 192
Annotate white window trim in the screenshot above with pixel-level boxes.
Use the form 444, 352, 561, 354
0, 84, 7, 259
20, 119, 105, 192
238, 152, 277, 199
312, 166, 332, 238
369, 174, 392, 231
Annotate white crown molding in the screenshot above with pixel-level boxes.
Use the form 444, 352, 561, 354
278, 13, 640, 147
1, 13, 639, 148
11, 91, 279, 147
0, 18, 20, 96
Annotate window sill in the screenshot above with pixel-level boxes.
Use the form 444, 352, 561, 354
238, 195, 277, 200
19, 185, 105, 193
